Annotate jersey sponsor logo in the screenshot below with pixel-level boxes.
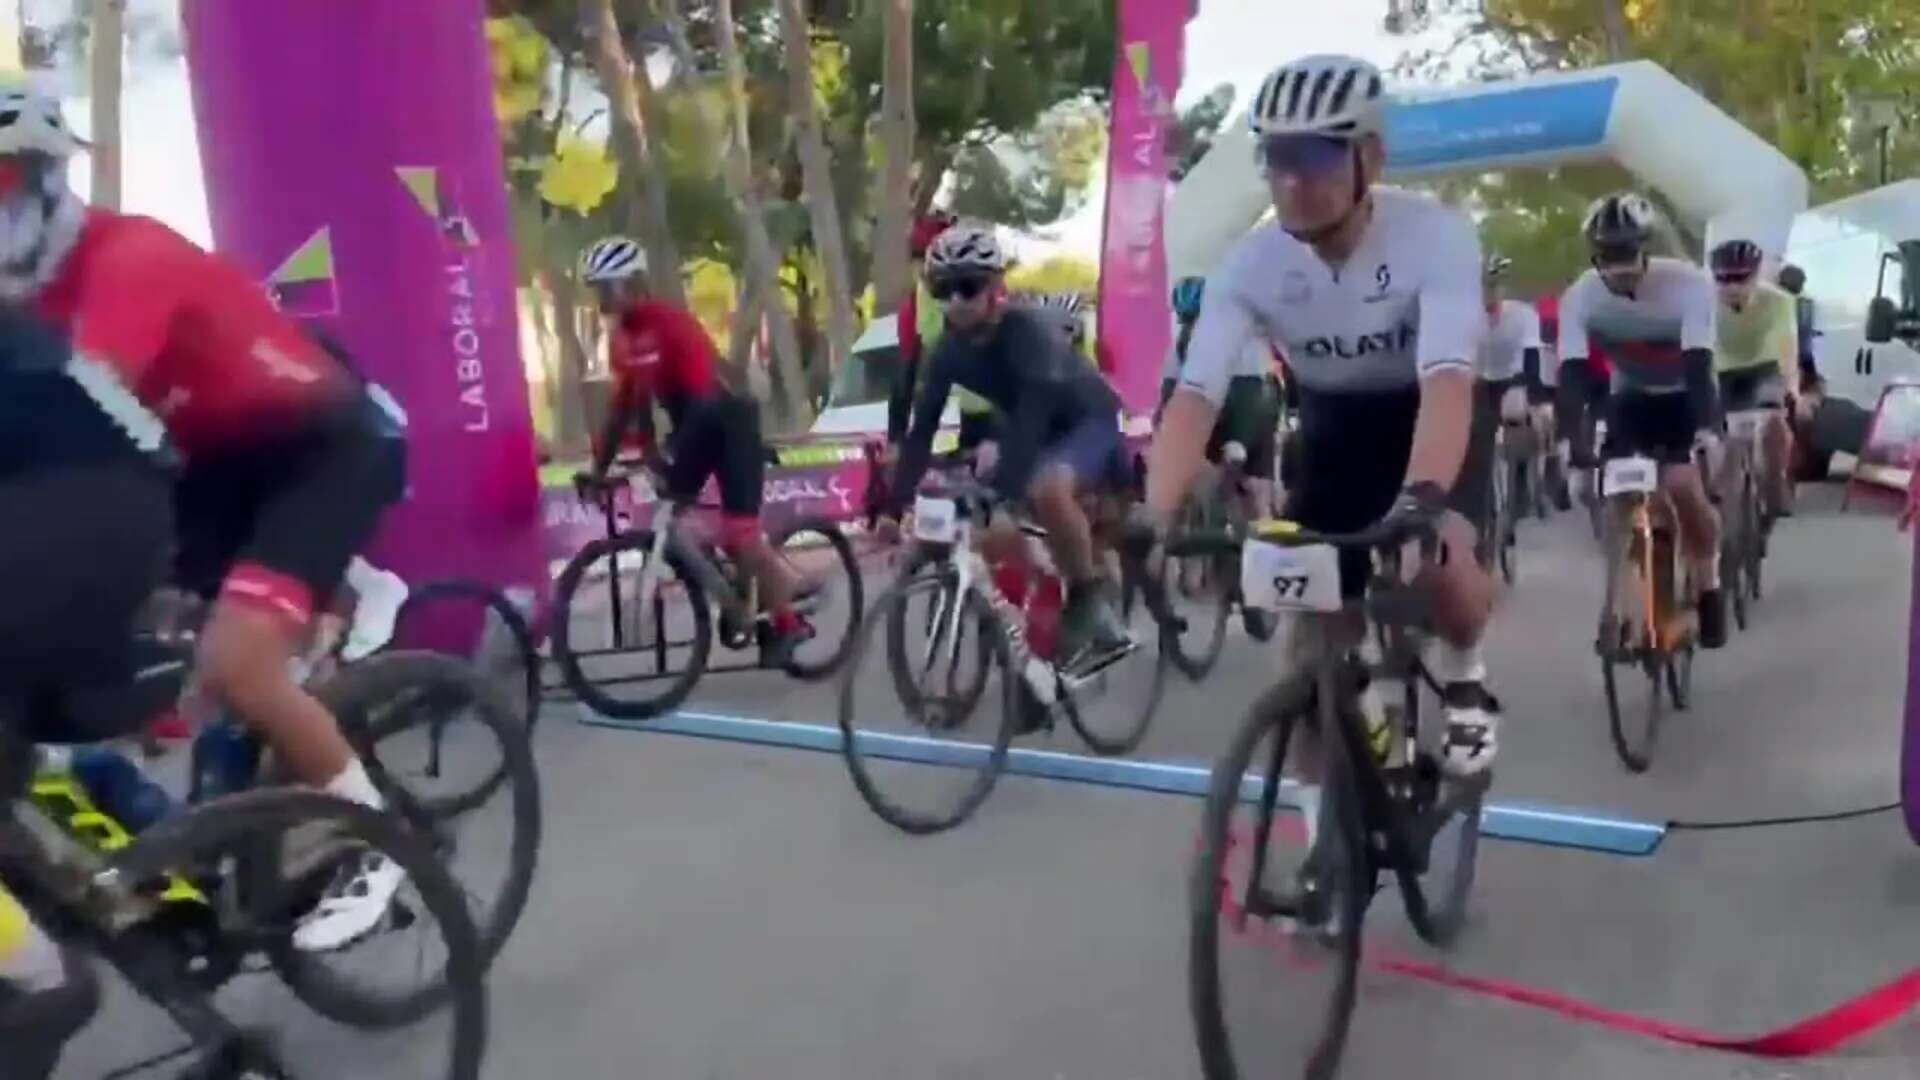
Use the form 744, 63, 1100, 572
1300, 323, 1417, 360
1365, 263, 1393, 302
250, 338, 322, 383
66, 352, 168, 453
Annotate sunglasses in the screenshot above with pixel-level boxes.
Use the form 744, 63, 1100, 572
1713, 271, 1756, 286
1258, 134, 1353, 177
1592, 249, 1645, 272
929, 276, 993, 303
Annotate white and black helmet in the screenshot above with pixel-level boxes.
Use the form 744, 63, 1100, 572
1249, 55, 1387, 140
580, 235, 647, 283
1035, 291, 1085, 316
1483, 254, 1514, 280
0, 83, 83, 159
1583, 193, 1658, 250
924, 222, 1008, 277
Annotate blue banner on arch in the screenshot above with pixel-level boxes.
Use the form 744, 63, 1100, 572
1387, 77, 1619, 172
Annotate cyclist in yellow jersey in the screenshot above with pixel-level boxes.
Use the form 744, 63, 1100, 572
1709, 239, 1799, 515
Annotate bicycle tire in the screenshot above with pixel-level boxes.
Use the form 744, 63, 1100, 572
550, 531, 713, 720
1665, 645, 1693, 711
109, 789, 487, 1074
884, 545, 992, 721
769, 517, 864, 681
390, 579, 541, 732
1393, 664, 1484, 948
314, 653, 541, 972
840, 571, 1018, 834
1164, 551, 1232, 681
1063, 569, 1167, 756
1190, 670, 1366, 1080
1598, 515, 1661, 773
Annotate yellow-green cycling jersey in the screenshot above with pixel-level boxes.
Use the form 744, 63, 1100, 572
1715, 280, 1798, 379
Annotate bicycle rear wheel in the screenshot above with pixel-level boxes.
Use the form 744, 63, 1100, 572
1190, 669, 1366, 1080
1062, 567, 1168, 756
840, 568, 1018, 834
550, 531, 713, 720
770, 517, 864, 680
1165, 551, 1233, 681
388, 580, 540, 732
106, 789, 486, 1078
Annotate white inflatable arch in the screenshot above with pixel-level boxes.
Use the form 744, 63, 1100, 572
1167, 61, 1809, 282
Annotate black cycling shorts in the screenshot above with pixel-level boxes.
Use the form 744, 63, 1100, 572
665, 391, 765, 517
1717, 368, 1786, 412
1604, 391, 1697, 466
1286, 387, 1489, 595
172, 395, 402, 624
0, 462, 173, 745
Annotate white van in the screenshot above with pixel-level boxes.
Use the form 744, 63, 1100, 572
809, 317, 957, 437
1784, 180, 1920, 406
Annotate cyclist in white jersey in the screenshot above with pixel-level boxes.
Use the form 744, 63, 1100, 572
1475, 254, 1548, 524
1558, 193, 1727, 647
1140, 54, 1501, 778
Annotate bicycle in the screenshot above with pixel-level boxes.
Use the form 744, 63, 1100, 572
1478, 425, 1517, 584
1161, 516, 1486, 1079
1, 689, 488, 1079
1716, 408, 1772, 630
388, 579, 542, 732
841, 474, 1168, 833
550, 461, 864, 720
1594, 452, 1697, 772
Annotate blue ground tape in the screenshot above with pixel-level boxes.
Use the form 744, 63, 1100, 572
579, 707, 1667, 857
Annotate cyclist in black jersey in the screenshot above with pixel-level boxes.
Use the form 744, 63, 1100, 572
883, 223, 1131, 670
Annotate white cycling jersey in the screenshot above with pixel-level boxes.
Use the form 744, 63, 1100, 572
1179, 186, 1483, 403
1476, 299, 1541, 382
1161, 335, 1271, 382
1559, 257, 1715, 395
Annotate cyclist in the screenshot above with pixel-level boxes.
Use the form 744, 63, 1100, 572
1775, 262, 1820, 385
1533, 292, 1574, 509
1159, 274, 1281, 520
1709, 239, 1799, 518
888, 211, 1000, 461
883, 222, 1132, 671
1559, 193, 1726, 648
1141, 55, 1502, 778
574, 236, 810, 665
0, 302, 168, 1077
0, 84, 415, 950
1476, 253, 1545, 528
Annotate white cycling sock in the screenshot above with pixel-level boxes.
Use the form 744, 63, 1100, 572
1297, 784, 1322, 851
1428, 639, 1488, 685
323, 759, 386, 811
1703, 552, 1722, 591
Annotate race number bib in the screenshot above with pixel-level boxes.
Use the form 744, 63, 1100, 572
1727, 410, 1768, 441
627, 473, 657, 502
1602, 456, 1658, 497
913, 496, 958, 544
1240, 540, 1342, 613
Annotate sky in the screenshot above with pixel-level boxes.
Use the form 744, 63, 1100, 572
45, 0, 1421, 261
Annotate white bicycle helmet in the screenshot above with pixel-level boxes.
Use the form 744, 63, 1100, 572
580, 235, 647, 283
1483, 254, 1514, 280
1249, 55, 1387, 140
1583, 193, 1658, 250
0, 84, 83, 159
1035, 292, 1085, 316
924, 222, 1008, 277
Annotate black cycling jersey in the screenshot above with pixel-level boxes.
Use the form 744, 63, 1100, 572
0, 305, 171, 478
892, 306, 1119, 511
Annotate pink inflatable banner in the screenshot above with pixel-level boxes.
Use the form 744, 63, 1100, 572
181, 0, 545, 611
1095, 0, 1189, 416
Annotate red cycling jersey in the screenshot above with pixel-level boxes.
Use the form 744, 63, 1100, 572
33, 210, 357, 460
608, 299, 722, 436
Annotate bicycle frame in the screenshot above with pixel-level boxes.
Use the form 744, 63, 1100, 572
1604, 482, 1683, 654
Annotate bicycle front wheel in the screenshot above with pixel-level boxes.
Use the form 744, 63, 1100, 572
1062, 567, 1168, 756
1191, 669, 1366, 1080
771, 517, 863, 680
1598, 516, 1664, 773
1165, 550, 1233, 681
550, 530, 713, 720
108, 789, 487, 1078
840, 567, 1018, 834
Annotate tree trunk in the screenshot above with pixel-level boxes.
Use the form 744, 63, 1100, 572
544, 271, 594, 456
727, 272, 762, 369
660, 0, 812, 430
869, 0, 915, 317
1594, 0, 1632, 61
89, 0, 123, 209
582, 0, 685, 303
775, 0, 858, 376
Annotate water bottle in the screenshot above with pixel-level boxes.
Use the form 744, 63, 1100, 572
189, 720, 264, 803
72, 747, 174, 834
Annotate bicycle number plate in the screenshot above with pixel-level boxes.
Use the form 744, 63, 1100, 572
913, 496, 958, 543
1728, 410, 1768, 441
1602, 456, 1658, 497
1241, 541, 1342, 613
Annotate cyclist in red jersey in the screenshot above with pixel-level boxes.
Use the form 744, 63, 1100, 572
0, 86, 410, 954
574, 236, 810, 662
